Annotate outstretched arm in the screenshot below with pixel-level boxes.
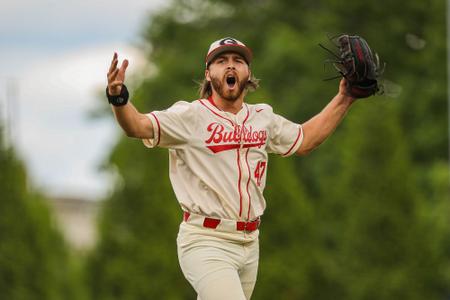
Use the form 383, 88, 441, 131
296, 79, 355, 156
107, 52, 153, 139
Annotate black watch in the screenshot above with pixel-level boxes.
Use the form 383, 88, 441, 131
106, 84, 129, 106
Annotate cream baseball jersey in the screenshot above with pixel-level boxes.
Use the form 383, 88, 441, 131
142, 97, 303, 221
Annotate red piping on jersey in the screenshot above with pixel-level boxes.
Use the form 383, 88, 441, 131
283, 126, 302, 156
243, 103, 250, 124
205, 96, 248, 123
199, 99, 235, 126
149, 112, 161, 146
245, 148, 252, 221
208, 96, 220, 110
242, 104, 251, 220
237, 149, 243, 217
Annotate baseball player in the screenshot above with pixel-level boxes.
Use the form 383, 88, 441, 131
106, 37, 356, 300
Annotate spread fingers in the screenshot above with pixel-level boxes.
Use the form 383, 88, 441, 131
107, 68, 119, 83
108, 53, 118, 74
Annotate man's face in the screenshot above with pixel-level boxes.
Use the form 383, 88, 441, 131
206, 52, 250, 102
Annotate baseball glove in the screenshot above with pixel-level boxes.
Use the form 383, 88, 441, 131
320, 34, 383, 98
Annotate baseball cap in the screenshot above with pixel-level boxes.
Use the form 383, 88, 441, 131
205, 37, 253, 67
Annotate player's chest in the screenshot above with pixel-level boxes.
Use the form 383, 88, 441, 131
193, 114, 270, 156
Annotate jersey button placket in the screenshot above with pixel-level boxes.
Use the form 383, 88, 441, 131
238, 121, 250, 221
236, 116, 244, 149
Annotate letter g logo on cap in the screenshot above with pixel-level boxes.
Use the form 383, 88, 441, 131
220, 38, 238, 45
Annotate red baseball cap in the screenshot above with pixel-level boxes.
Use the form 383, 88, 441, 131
205, 37, 253, 67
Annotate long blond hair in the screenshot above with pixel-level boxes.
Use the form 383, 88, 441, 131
198, 74, 260, 99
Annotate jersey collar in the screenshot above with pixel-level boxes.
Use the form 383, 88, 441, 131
202, 96, 250, 125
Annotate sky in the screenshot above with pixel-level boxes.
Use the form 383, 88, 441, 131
0, 0, 169, 200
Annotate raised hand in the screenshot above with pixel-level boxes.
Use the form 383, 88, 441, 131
107, 52, 129, 96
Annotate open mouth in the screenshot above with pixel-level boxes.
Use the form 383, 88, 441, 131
226, 75, 237, 89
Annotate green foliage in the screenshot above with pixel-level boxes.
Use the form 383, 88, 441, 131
314, 104, 445, 299
86, 141, 193, 299
88, 0, 449, 299
0, 136, 82, 299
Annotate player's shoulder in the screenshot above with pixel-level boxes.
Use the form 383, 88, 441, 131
190, 98, 222, 111
246, 102, 274, 115
170, 98, 215, 114
170, 99, 194, 107
158, 100, 197, 121
191, 98, 206, 107
167, 99, 197, 111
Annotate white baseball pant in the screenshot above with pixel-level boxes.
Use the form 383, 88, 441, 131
177, 220, 259, 300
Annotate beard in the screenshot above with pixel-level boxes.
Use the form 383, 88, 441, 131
210, 73, 248, 102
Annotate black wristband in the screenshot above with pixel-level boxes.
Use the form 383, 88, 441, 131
106, 84, 129, 106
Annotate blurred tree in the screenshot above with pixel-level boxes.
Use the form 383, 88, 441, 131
0, 128, 83, 300
87, 142, 193, 299
88, 0, 449, 299
313, 103, 448, 299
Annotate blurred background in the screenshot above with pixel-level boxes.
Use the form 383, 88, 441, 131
1, 0, 449, 299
